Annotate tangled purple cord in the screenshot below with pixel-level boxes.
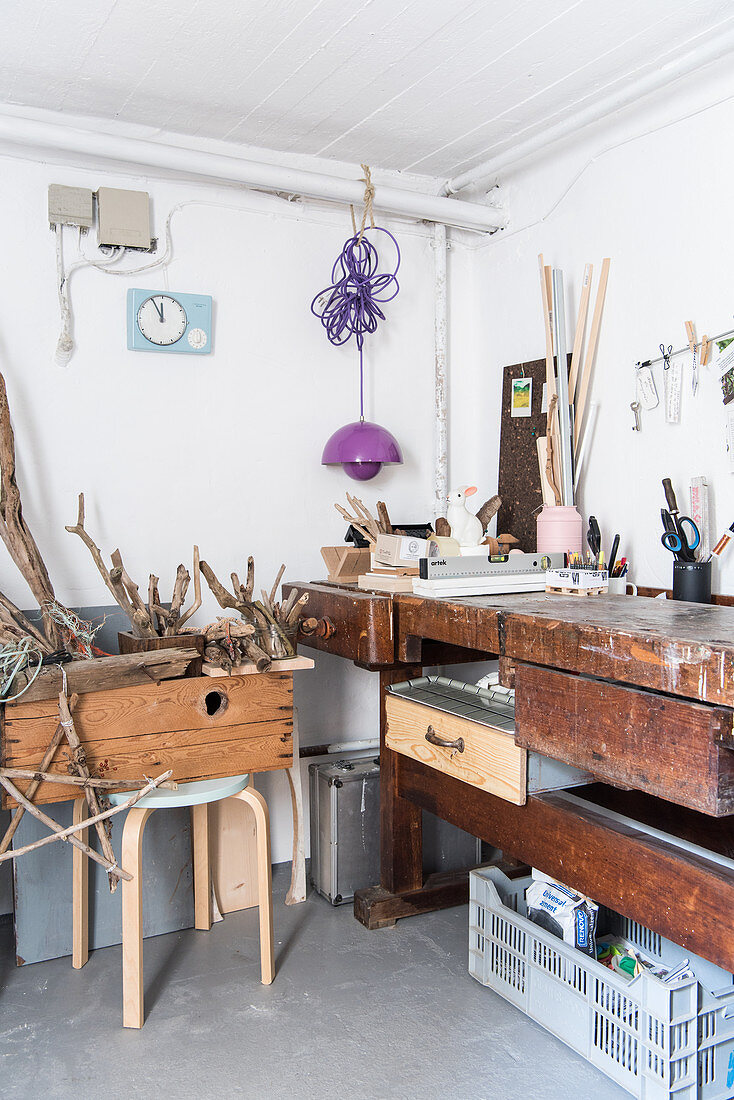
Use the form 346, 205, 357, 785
311, 227, 400, 417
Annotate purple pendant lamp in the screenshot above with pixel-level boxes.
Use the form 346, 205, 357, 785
313, 225, 403, 481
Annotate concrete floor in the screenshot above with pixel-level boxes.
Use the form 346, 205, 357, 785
1, 866, 628, 1100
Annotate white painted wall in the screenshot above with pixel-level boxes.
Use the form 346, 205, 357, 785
471, 56, 734, 595
4, 48, 733, 884
0, 151, 464, 863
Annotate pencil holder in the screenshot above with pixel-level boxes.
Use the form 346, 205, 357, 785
672, 560, 711, 604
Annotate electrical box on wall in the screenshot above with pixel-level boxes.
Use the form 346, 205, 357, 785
48, 185, 94, 228
97, 187, 152, 249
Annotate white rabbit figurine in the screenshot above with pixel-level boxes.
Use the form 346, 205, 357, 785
446, 485, 484, 547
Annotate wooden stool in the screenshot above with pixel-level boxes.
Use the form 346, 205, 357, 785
72, 774, 274, 1028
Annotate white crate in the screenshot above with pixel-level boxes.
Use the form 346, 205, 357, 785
469, 867, 734, 1099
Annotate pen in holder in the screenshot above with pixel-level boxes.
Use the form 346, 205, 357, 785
672, 560, 711, 604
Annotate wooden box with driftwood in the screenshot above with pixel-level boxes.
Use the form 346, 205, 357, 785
1, 659, 295, 809
0, 367, 311, 901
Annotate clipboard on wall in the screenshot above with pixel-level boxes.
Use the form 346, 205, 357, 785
496, 359, 549, 553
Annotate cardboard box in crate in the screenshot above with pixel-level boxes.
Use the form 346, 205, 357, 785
469, 867, 734, 1099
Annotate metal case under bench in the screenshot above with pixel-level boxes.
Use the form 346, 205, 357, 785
309, 754, 482, 905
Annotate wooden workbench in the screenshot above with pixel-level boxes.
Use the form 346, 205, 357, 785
286, 582, 734, 973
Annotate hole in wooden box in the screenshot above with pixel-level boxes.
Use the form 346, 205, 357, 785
203, 690, 228, 717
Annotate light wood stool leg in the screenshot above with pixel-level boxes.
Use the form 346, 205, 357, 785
121, 806, 154, 1029
234, 786, 274, 985
192, 803, 211, 931
72, 796, 89, 969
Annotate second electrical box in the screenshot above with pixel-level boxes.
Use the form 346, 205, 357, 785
97, 187, 152, 249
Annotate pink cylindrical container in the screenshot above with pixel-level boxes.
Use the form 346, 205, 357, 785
536, 505, 583, 554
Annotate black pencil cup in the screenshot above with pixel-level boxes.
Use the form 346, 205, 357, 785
672, 560, 711, 604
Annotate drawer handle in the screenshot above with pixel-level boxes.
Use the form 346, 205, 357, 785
425, 725, 464, 753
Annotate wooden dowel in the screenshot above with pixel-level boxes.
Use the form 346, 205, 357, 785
0, 769, 173, 868
574, 258, 610, 449
568, 262, 593, 402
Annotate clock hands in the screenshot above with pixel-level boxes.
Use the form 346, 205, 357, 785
152, 297, 165, 323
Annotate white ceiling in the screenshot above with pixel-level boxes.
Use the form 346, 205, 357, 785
2, 0, 732, 181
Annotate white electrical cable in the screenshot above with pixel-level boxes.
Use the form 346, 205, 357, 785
53, 225, 74, 367
53, 224, 123, 367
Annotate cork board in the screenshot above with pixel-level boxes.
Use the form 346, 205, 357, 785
496, 359, 548, 553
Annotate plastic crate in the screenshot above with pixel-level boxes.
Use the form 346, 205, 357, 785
469, 867, 734, 1099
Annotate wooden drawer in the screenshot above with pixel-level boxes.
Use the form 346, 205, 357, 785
514, 663, 734, 816
2, 672, 294, 807
385, 693, 527, 805
282, 582, 396, 666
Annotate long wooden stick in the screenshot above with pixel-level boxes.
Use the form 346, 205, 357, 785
0, 768, 178, 791
0, 774, 131, 879
538, 254, 562, 504
568, 263, 593, 402
0, 769, 173, 869
58, 690, 120, 890
574, 258, 610, 449
0, 694, 79, 855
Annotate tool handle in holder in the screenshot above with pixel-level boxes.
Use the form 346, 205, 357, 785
662, 477, 678, 514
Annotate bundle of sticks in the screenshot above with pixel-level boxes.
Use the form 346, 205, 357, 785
66, 493, 202, 639
334, 493, 393, 546
199, 557, 307, 671
538, 255, 611, 507
0, 688, 175, 889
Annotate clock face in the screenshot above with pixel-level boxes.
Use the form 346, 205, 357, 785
136, 295, 188, 346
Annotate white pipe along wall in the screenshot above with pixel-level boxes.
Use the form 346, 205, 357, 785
0, 149, 477, 868
0, 107, 505, 233
446, 21, 734, 193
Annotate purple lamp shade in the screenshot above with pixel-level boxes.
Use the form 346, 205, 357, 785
322, 419, 403, 481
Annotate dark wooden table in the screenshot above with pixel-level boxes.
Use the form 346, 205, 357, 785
286, 583, 734, 972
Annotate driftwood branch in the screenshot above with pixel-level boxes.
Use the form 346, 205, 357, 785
334, 503, 374, 545
268, 564, 286, 608
476, 494, 502, 531
148, 574, 161, 632
58, 690, 120, 891
177, 545, 202, 630
0, 769, 174, 871
199, 557, 304, 667
0, 774, 132, 880
164, 564, 190, 636
111, 549, 156, 636
0, 693, 79, 855
67, 494, 151, 639
200, 560, 245, 614
0, 590, 53, 653
0, 767, 178, 791
67, 494, 199, 637
0, 372, 60, 648
376, 501, 393, 534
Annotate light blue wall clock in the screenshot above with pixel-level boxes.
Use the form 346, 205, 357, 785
127, 288, 213, 354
